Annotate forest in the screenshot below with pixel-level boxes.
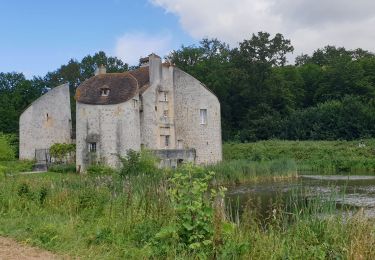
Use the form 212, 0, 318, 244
1, 32, 375, 142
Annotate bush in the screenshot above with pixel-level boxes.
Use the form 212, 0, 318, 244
50, 143, 76, 163
119, 149, 158, 177
0, 133, 15, 161
154, 164, 226, 256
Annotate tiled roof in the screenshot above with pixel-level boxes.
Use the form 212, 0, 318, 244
75, 67, 150, 105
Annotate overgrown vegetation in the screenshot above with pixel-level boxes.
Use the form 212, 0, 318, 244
154, 165, 226, 257
209, 158, 298, 185
48, 163, 76, 174
223, 139, 375, 173
49, 143, 76, 163
0, 133, 15, 161
118, 149, 159, 177
0, 133, 33, 176
0, 162, 374, 258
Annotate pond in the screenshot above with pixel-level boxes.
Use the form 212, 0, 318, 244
226, 175, 375, 220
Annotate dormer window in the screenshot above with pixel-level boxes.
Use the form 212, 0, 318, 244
100, 88, 110, 96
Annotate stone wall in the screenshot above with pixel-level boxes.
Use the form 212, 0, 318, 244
152, 149, 196, 168
173, 68, 222, 164
76, 99, 141, 171
140, 55, 177, 150
19, 84, 72, 160
140, 83, 159, 149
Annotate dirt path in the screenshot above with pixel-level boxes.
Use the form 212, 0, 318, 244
0, 237, 59, 259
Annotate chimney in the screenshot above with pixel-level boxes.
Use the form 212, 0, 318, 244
148, 53, 162, 85
139, 56, 149, 67
95, 64, 106, 76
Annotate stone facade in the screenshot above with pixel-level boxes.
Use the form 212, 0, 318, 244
76, 99, 141, 169
19, 84, 72, 160
173, 68, 222, 164
20, 54, 222, 171
152, 149, 196, 168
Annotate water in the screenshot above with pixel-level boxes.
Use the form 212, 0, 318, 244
226, 175, 375, 220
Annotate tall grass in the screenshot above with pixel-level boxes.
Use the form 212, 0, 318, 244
208, 158, 298, 185
0, 133, 15, 161
0, 171, 172, 258
224, 139, 375, 173
0, 160, 34, 177
0, 169, 374, 259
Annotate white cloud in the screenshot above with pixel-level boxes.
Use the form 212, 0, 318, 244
151, 0, 375, 61
115, 32, 172, 65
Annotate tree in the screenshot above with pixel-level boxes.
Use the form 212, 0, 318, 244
233, 32, 294, 67
0, 73, 45, 134
44, 51, 129, 89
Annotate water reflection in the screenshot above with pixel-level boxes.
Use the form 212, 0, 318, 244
226, 175, 375, 220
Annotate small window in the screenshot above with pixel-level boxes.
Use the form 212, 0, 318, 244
100, 88, 110, 96
165, 135, 170, 147
160, 135, 170, 147
133, 99, 138, 108
88, 142, 97, 152
200, 109, 207, 125
159, 91, 168, 102
177, 139, 183, 149
163, 110, 168, 117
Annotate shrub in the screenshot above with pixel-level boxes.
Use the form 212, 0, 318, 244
49, 143, 76, 163
119, 149, 158, 177
154, 164, 226, 256
0, 133, 15, 161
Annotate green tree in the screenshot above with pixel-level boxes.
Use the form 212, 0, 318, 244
0, 73, 45, 134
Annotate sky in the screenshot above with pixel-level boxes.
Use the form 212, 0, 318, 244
1, 0, 375, 78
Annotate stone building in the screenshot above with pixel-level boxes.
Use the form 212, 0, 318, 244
19, 83, 72, 161
20, 54, 222, 171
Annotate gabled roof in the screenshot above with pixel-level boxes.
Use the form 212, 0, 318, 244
75, 67, 150, 105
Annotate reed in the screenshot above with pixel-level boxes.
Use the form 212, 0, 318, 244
224, 139, 375, 173
0, 168, 374, 259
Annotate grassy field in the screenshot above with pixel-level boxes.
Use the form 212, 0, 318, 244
223, 139, 375, 173
0, 141, 374, 258
0, 166, 374, 259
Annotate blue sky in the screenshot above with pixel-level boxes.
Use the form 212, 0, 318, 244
0, 0, 195, 78
2, 0, 375, 78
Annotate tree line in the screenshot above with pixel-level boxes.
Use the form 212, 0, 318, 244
1, 32, 375, 142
